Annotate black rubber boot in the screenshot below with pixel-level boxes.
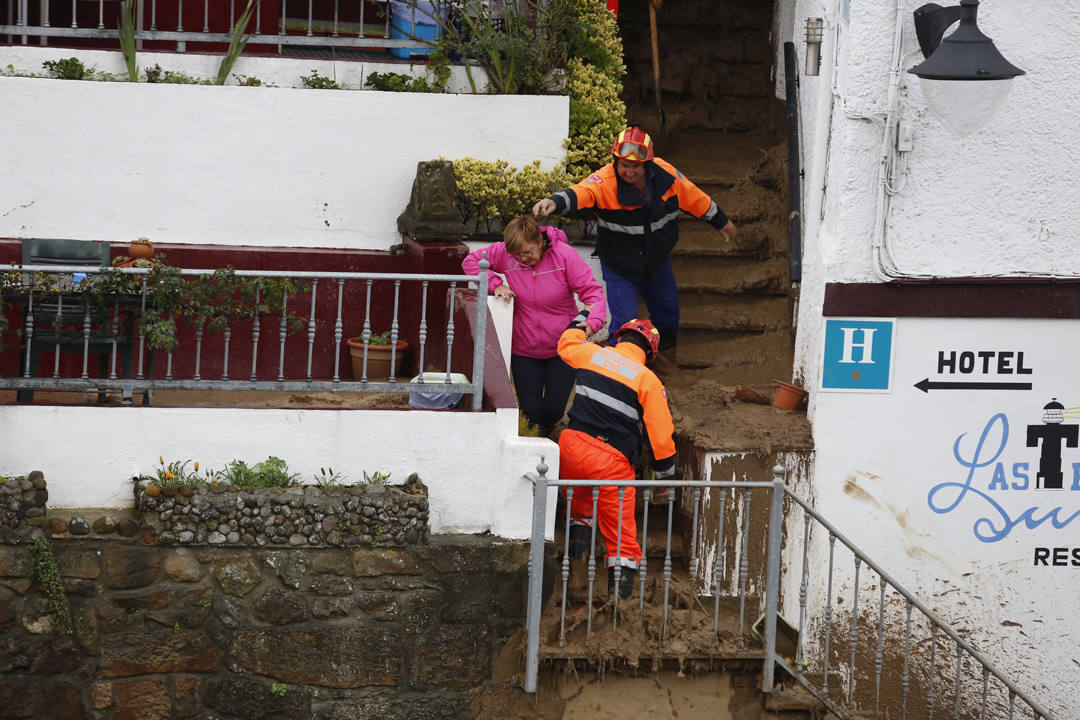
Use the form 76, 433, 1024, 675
607, 566, 636, 600
568, 524, 590, 561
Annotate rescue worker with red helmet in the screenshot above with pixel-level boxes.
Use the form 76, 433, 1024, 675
556, 314, 677, 600
533, 126, 737, 369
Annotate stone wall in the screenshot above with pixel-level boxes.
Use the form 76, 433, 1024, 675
0, 535, 531, 720
0, 472, 48, 543
133, 476, 431, 548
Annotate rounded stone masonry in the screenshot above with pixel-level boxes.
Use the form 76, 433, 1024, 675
134, 474, 431, 547
0, 470, 49, 542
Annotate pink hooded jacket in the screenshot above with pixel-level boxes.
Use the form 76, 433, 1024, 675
462, 226, 607, 359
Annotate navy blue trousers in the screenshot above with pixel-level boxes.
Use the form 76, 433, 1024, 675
510, 354, 575, 433
601, 258, 679, 348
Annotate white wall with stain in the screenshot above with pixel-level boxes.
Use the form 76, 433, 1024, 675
775, 1, 1080, 715
0, 48, 567, 250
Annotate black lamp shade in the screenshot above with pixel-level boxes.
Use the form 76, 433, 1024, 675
909, 0, 1024, 80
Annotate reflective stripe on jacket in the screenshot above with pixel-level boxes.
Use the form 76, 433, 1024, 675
547, 157, 729, 284
462, 226, 607, 359
557, 326, 676, 472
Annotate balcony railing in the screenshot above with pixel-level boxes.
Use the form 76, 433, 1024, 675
1, 0, 440, 54
523, 462, 1058, 720
0, 261, 490, 407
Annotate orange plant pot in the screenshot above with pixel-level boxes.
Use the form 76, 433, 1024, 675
772, 380, 808, 409
346, 338, 408, 381
128, 241, 155, 260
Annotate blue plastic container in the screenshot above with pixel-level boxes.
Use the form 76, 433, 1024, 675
389, 1, 443, 59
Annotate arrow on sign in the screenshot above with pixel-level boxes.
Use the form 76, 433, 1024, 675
914, 378, 1033, 393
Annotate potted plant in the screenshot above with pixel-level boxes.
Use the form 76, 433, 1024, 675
346, 330, 409, 381
127, 237, 155, 261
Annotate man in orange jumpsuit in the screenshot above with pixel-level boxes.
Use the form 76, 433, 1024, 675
556, 316, 677, 600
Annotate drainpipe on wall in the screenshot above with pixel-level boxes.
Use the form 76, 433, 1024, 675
802, 4, 837, 277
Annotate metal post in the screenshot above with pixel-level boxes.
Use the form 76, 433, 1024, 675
470, 256, 489, 410
524, 457, 549, 693
761, 463, 786, 693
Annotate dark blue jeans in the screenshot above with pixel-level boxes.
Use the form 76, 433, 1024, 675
601, 258, 680, 347
510, 354, 575, 433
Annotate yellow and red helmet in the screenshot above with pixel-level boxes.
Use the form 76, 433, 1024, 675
610, 126, 654, 162
615, 318, 661, 360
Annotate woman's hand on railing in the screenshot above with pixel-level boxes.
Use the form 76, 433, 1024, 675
493, 285, 515, 303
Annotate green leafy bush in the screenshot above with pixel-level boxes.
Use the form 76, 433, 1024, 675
42, 57, 88, 80
364, 71, 439, 93
300, 70, 342, 89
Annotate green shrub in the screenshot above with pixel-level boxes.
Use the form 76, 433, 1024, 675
42, 57, 87, 80
300, 70, 342, 89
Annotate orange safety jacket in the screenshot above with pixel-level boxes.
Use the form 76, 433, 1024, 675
546, 157, 729, 284
557, 326, 676, 472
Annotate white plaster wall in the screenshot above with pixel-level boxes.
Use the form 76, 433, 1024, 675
0, 403, 558, 539
806, 317, 1078, 717
0, 49, 568, 250
774, 2, 1080, 714
787, 0, 1080, 389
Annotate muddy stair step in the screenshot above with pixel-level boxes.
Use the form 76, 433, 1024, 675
676, 293, 791, 333
673, 219, 788, 259
659, 129, 787, 186
669, 328, 795, 382
671, 255, 790, 295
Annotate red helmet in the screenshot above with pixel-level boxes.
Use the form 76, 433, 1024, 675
610, 126, 654, 162
615, 318, 661, 361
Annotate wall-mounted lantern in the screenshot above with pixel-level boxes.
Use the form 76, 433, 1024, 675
908, 0, 1024, 135
805, 17, 824, 76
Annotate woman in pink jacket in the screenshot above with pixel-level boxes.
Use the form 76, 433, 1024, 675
463, 215, 607, 435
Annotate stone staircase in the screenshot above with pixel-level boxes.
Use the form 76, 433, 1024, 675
617, 0, 797, 393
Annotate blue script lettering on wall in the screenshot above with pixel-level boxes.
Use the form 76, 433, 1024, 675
927, 413, 1080, 543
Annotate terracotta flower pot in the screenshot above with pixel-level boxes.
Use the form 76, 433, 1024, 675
128, 241, 155, 260
772, 380, 808, 409
346, 337, 409, 380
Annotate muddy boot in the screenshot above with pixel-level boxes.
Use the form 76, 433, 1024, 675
650, 345, 679, 380
607, 566, 636, 600
567, 524, 590, 561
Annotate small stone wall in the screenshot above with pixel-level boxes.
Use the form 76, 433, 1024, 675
134, 475, 431, 548
0, 472, 48, 542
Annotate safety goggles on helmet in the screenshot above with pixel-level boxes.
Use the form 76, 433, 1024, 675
613, 142, 651, 162
610, 127, 654, 162
615, 318, 661, 361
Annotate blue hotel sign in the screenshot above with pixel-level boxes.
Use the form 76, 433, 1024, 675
821, 318, 895, 391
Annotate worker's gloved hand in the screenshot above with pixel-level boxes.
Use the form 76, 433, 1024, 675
653, 467, 675, 501
567, 311, 589, 333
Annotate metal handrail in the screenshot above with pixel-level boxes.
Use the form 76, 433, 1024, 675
780, 487, 1056, 720
522, 460, 1057, 719
2, 260, 490, 407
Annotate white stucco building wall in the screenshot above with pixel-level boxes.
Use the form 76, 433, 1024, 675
0, 47, 567, 250
777, 1, 1080, 715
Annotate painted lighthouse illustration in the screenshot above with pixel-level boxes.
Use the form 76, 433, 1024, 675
1026, 398, 1079, 490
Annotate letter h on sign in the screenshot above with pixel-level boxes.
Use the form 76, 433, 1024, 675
821, 319, 895, 391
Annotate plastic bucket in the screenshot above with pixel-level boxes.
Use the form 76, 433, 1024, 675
409, 371, 469, 409
389, 1, 444, 59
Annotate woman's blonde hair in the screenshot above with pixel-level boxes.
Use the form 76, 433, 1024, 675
503, 215, 543, 254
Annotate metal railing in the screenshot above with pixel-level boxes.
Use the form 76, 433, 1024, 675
1, 0, 432, 53
1, 261, 489, 406
523, 462, 1057, 720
